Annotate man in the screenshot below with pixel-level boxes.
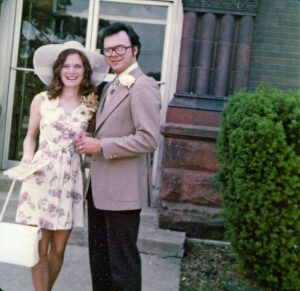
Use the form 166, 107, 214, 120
75, 22, 161, 291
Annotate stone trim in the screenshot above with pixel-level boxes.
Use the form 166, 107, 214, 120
182, 0, 260, 16
177, 12, 254, 100
159, 201, 225, 239
169, 93, 227, 112
161, 123, 220, 140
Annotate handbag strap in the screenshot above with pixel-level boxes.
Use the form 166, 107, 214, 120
0, 179, 17, 222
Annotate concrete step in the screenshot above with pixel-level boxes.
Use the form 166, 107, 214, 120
68, 224, 185, 258
0, 173, 186, 258
67, 206, 185, 258
1, 204, 185, 258
138, 227, 185, 258
140, 206, 159, 229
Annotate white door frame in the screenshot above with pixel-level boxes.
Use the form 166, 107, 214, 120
1, 0, 24, 169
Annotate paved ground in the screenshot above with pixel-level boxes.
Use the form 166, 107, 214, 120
0, 243, 182, 291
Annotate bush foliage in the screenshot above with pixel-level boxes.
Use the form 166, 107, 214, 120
216, 85, 300, 290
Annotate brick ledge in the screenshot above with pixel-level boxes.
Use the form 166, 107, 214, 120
161, 122, 220, 140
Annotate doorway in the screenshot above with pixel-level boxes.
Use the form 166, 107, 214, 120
0, 0, 183, 204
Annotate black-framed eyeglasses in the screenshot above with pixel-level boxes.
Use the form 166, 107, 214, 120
103, 45, 132, 57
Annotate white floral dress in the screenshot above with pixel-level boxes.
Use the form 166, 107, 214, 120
16, 91, 95, 230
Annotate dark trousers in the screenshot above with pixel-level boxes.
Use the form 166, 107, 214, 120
87, 194, 141, 291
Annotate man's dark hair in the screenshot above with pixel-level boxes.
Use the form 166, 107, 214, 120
99, 22, 142, 59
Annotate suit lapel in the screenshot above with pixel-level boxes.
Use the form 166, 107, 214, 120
96, 85, 109, 125
95, 84, 129, 132
95, 67, 143, 134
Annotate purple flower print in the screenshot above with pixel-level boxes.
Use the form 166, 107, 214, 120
58, 208, 65, 218
16, 211, 32, 224
18, 192, 30, 205
47, 162, 54, 171
53, 122, 64, 131
48, 203, 58, 217
39, 141, 47, 150
72, 174, 81, 186
72, 169, 79, 179
18, 192, 35, 210
35, 170, 46, 185
17, 92, 87, 230
63, 172, 71, 184
69, 131, 76, 139
53, 136, 62, 144
49, 188, 62, 198
53, 121, 76, 138
38, 198, 48, 211
39, 218, 54, 229
67, 190, 82, 203
49, 175, 58, 187
41, 147, 58, 159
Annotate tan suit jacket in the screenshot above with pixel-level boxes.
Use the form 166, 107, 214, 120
89, 67, 161, 210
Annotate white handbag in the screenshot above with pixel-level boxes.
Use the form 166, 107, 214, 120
0, 179, 42, 267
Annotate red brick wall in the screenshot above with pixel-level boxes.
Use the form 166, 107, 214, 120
248, 0, 300, 90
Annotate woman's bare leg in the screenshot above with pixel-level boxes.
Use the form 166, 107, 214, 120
32, 229, 52, 291
48, 229, 72, 291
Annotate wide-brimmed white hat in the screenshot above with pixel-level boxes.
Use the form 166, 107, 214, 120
33, 41, 109, 86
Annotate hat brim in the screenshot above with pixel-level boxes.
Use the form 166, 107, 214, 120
33, 41, 109, 86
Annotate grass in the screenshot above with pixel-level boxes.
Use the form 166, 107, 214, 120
180, 239, 269, 291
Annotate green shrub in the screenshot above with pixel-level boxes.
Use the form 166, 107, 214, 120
216, 85, 300, 290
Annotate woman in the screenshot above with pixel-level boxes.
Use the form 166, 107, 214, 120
15, 41, 108, 291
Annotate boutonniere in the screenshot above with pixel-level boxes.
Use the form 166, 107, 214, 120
119, 74, 135, 89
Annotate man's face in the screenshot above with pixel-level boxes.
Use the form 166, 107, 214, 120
103, 31, 138, 75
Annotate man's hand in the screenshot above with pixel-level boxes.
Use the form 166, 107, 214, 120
74, 135, 102, 155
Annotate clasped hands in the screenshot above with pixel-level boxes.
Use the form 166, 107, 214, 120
74, 132, 102, 155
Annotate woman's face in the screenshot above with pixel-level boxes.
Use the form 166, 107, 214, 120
60, 53, 85, 88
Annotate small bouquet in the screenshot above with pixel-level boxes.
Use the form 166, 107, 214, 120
80, 92, 99, 120
82, 92, 98, 111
